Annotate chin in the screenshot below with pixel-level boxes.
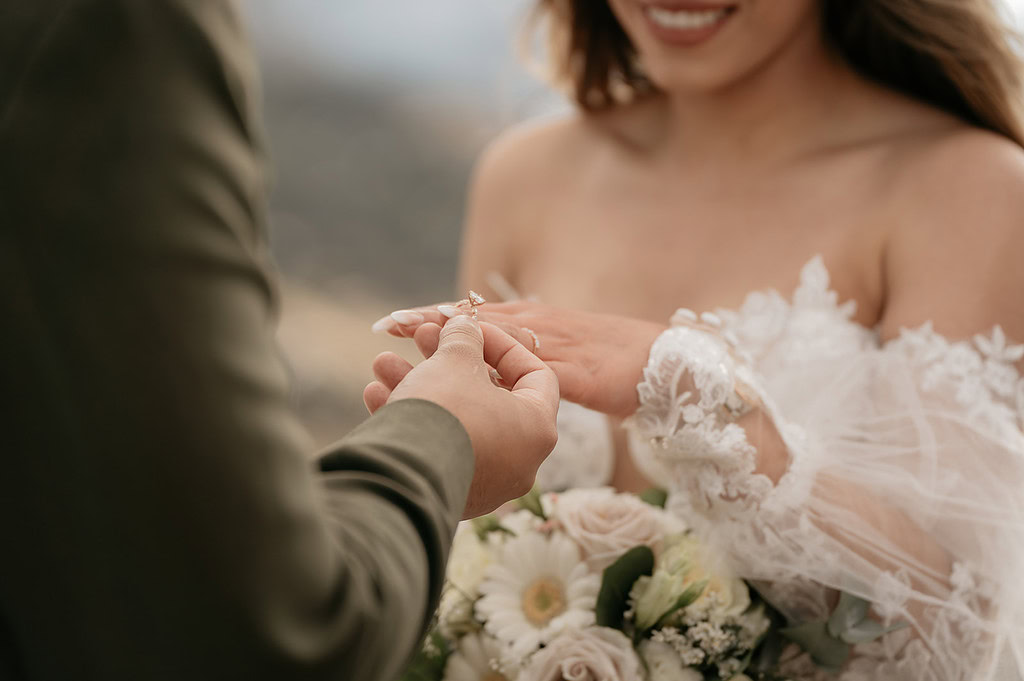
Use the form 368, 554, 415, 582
641, 55, 756, 95
607, 0, 821, 95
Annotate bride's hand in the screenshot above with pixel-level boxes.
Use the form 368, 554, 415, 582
374, 302, 666, 417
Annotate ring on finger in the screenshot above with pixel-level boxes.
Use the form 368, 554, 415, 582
522, 327, 541, 354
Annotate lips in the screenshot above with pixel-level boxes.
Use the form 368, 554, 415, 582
640, 2, 738, 47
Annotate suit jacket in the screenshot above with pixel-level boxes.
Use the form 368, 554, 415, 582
0, 1, 474, 679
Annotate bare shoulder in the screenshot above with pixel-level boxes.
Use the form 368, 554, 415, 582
460, 106, 644, 291
459, 111, 595, 291
880, 126, 1024, 341
468, 98, 664, 218
468, 108, 628, 202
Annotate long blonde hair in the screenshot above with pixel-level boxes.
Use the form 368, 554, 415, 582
531, 0, 1024, 146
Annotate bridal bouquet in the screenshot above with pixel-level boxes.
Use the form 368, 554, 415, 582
403, 488, 786, 681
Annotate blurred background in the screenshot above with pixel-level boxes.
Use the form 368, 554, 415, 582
246, 0, 560, 444
245, 1, 1024, 446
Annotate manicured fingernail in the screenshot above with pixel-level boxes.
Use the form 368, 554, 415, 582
675, 308, 698, 322
390, 310, 423, 326
700, 312, 722, 327
437, 305, 461, 318
371, 316, 396, 334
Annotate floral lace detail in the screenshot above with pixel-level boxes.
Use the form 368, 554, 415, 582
632, 325, 772, 521
628, 255, 1024, 681
890, 322, 1024, 441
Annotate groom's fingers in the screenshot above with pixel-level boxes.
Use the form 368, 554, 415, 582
479, 323, 559, 409
372, 352, 415, 390
413, 323, 442, 359
363, 381, 391, 414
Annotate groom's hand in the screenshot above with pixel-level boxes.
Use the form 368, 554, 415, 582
364, 316, 559, 519
376, 302, 666, 418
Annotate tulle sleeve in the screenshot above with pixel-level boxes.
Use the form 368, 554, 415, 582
627, 271, 1024, 681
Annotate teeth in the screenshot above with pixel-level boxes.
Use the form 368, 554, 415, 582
647, 6, 728, 30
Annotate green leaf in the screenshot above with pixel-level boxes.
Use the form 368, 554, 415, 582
595, 546, 655, 629
826, 591, 870, 638
839, 619, 910, 645
639, 488, 668, 508
748, 629, 787, 675
516, 487, 547, 520
471, 515, 514, 541
399, 631, 450, 681
781, 621, 850, 672
653, 578, 708, 629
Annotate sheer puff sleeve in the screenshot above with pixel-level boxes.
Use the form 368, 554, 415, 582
627, 257, 1024, 681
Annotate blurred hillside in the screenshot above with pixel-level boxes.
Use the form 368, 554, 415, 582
245, 1, 561, 443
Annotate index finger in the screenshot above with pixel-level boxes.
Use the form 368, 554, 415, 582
479, 322, 559, 410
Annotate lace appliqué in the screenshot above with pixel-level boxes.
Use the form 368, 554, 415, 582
632, 324, 772, 520
628, 255, 1024, 681
892, 322, 1024, 441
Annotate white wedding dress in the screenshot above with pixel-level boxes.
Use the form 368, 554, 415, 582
540, 256, 1024, 681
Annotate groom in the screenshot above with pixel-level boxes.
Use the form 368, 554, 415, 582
0, 2, 558, 680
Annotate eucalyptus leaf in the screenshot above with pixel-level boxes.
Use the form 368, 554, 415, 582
595, 546, 655, 630
639, 488, 668, 508
840, 619, 910, 644
748, 629, 787, 674
781, 621, 850, 672
826, 592, 870, 638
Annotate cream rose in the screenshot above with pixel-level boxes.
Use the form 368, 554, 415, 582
638, 640, 702, 681
634, 534, 750, 629
440, 523, 496, 637
518, 627, 642, 681
550, 488, 672, 571
448, 522, 494, 598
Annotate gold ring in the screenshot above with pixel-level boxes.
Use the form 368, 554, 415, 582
523, 327, 540, 354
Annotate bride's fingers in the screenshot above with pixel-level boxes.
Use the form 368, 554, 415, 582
479, 323, 559, 409
363, 381, 391, 414
413, 323, 442, 358
371, 352, 415, 389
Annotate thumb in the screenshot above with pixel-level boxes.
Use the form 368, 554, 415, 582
436, 315, 484, 360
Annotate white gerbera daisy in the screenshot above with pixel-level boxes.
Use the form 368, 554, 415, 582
443, 632, 515, 681
476, 531, 600, 660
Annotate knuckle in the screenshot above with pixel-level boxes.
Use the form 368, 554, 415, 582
440, 338, 479, 361
538, 424, 559, 453
511, 472, 536, 499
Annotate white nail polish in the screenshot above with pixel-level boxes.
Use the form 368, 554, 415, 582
437, 305, 461, 318
390, 310, 423, 326
675, 308, 698, 322
371, 316, 395, 334
701, 312, 722, 327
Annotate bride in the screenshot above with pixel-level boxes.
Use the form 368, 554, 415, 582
373, 0, 1024, 679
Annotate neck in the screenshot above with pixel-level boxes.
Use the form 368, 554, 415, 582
649, 21, 860, 169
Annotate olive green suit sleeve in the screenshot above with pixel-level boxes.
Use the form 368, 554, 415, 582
0, 2, 473, 680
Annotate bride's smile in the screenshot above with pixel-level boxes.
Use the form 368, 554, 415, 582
607, 0, 821, 92
641, 3, 738, 47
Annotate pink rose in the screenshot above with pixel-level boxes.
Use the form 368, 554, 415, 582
551, 489, 678, 571
519, 628, 642, 681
